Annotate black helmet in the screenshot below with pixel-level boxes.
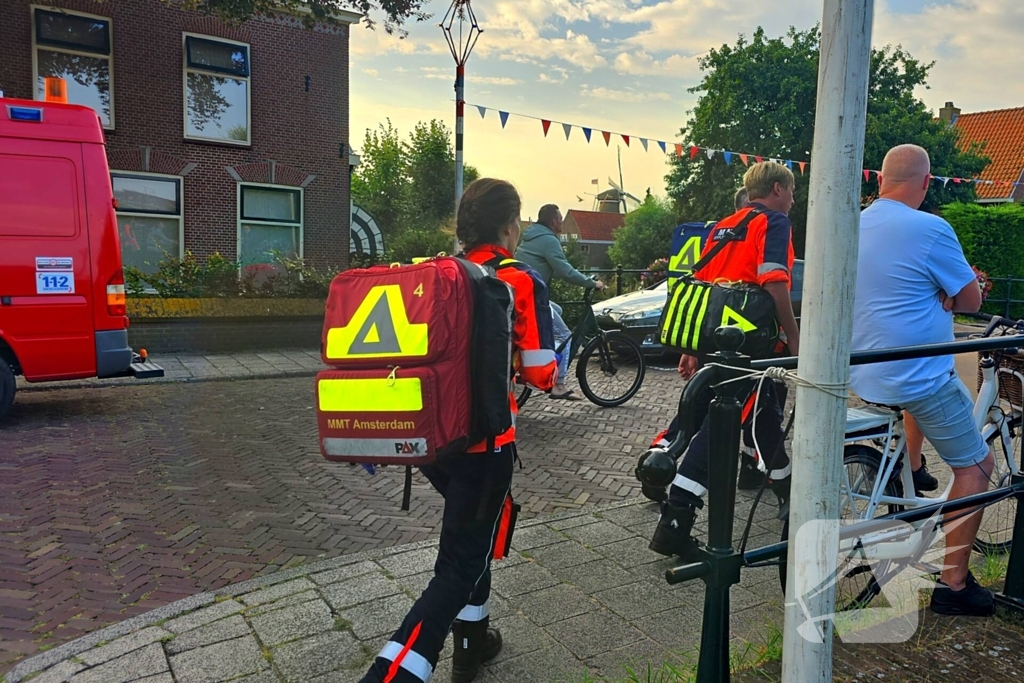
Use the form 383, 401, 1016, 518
635, 448, 676, 488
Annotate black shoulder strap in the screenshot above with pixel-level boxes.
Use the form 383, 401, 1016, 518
690, 208, 764, 275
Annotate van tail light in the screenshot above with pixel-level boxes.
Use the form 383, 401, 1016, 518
107, 269, 127, 317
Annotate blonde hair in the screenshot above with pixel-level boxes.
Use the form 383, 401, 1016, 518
743, 161, 795, 200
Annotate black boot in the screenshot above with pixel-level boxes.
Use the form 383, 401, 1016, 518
649, 501, 702, 560
451, 618, 502, 683
770, 477, 791, 521
737, 455, 764, 490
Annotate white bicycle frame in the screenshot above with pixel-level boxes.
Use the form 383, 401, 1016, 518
838, 357, 1024, 560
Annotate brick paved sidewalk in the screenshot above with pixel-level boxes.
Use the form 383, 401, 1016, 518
9, 497, 1024, 683
16, 349, 326, 391
4, 498, 788, 683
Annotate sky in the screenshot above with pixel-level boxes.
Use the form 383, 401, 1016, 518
349, 0, 1024, 222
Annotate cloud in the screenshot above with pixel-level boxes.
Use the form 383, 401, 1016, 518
362, 68, 378, 77
582, 86, 673, 102
419, 66, 520, 86
612, 50, 703, 79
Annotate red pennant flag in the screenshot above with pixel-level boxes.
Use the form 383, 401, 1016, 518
954, 177, 961, 184
863, 170, 870, 182
602, 131, 611, 146
674, 143, 683, 157
755, 156, 763, 164
739, 153, 749, 166
798, 161, 807, 175
621, 135, 630, 147
541, 120, 551, 137
689, 146, 700, 160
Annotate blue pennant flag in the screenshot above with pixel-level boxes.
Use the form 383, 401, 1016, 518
658, 141, 667, 154
499, 111, 509, 128
477, 105, 487, 119
582, 127, 592, 142
786, 160, 794, 170
723, 151, 733, 165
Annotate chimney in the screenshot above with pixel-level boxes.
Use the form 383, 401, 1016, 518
939, 101, 961, 126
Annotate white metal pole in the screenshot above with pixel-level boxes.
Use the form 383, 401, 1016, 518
781, 1, 874, 681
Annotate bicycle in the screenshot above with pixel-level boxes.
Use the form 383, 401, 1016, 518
777, 312, 1024, 610
515, 288, 647, 408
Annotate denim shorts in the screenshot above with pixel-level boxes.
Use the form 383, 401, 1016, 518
901, 375, 989, 469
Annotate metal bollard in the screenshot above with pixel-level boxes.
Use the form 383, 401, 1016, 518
995, 472, 1024, 613
664, 326, 751, 683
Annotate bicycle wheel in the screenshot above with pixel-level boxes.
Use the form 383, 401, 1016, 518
576, 333, 646, 407
974, 426, 1021, 555
778, 445, 905, 611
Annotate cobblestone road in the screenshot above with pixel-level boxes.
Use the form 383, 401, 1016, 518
0, 369, 683, 673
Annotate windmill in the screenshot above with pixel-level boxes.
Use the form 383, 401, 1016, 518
591, 146, 643, 214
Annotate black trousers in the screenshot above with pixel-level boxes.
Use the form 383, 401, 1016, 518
359, 445, 514, 683
669, 378, 788, 506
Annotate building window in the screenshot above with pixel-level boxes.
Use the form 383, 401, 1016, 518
184, 34, 251, 144
238, 185, 302, 271
111, 173, 183, 275
580, 244, 591, 253
32, 7, 113, 127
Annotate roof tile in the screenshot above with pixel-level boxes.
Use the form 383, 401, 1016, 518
954, 106, 1024, 200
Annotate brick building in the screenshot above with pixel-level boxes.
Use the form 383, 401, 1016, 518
560, 209, 625, 269
942, 101, 1024, 203
0, 0, 357, 274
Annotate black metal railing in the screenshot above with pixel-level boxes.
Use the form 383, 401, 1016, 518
652, 329, 1024, 683
987, 276, 1024, 319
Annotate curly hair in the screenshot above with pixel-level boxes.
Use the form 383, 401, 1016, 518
456, 178, 522, 248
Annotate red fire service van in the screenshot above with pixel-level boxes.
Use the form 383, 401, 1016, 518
0, 95, 163, 420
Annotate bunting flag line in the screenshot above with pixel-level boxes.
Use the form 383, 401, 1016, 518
465, 102, 1024, 189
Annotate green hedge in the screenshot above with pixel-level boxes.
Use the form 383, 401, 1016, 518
944, 202, 1024, 317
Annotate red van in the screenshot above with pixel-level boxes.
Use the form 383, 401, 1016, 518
0, 97, 162, 419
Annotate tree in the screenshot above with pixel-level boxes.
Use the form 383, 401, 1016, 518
406, 120, 479, 230
607, 196, 677, 271
351, 120, 409, 240
351, 119, 479, 261
665, 26, 990, 257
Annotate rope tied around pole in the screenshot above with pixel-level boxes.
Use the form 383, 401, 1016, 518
707, 363, 851, 400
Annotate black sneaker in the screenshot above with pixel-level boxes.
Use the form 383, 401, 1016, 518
770, 477, 791, 521
912, 455, 939, 495
930, 572, 995, 616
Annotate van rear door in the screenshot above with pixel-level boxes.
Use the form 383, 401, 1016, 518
0, 138, 96, 381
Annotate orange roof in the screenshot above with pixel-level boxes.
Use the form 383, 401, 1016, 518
564, 210, 625, 242
954, 106, 1024, 200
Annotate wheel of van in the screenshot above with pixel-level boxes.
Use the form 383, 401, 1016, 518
0, 357, 15, 421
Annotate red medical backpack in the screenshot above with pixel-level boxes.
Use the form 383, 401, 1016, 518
316, 257, 515, 471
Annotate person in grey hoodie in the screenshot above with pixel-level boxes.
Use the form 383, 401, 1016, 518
515, 204, 604, 400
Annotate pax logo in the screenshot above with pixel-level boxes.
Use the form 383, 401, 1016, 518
395, 441, 422, 454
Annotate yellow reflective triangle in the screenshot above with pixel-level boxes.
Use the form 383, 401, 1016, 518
721, 305, 757, 332
326, 284, 429, 359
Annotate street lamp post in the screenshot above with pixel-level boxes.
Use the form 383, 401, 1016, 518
441, 0, 481, 254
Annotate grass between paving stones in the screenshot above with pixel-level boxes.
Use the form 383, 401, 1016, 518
565, 624, 784, 683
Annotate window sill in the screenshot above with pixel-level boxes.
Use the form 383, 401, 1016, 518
183, 137, 252, 150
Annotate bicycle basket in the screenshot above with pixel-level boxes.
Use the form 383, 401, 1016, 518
977, 350, 1024, 410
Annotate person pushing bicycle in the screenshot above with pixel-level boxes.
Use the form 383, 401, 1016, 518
515, 204, 604, 400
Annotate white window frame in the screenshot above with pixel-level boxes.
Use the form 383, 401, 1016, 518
236, 183, 304, 266
183, 32, 252, 146
111, 171, 185, 280
31, 5, 115, 129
